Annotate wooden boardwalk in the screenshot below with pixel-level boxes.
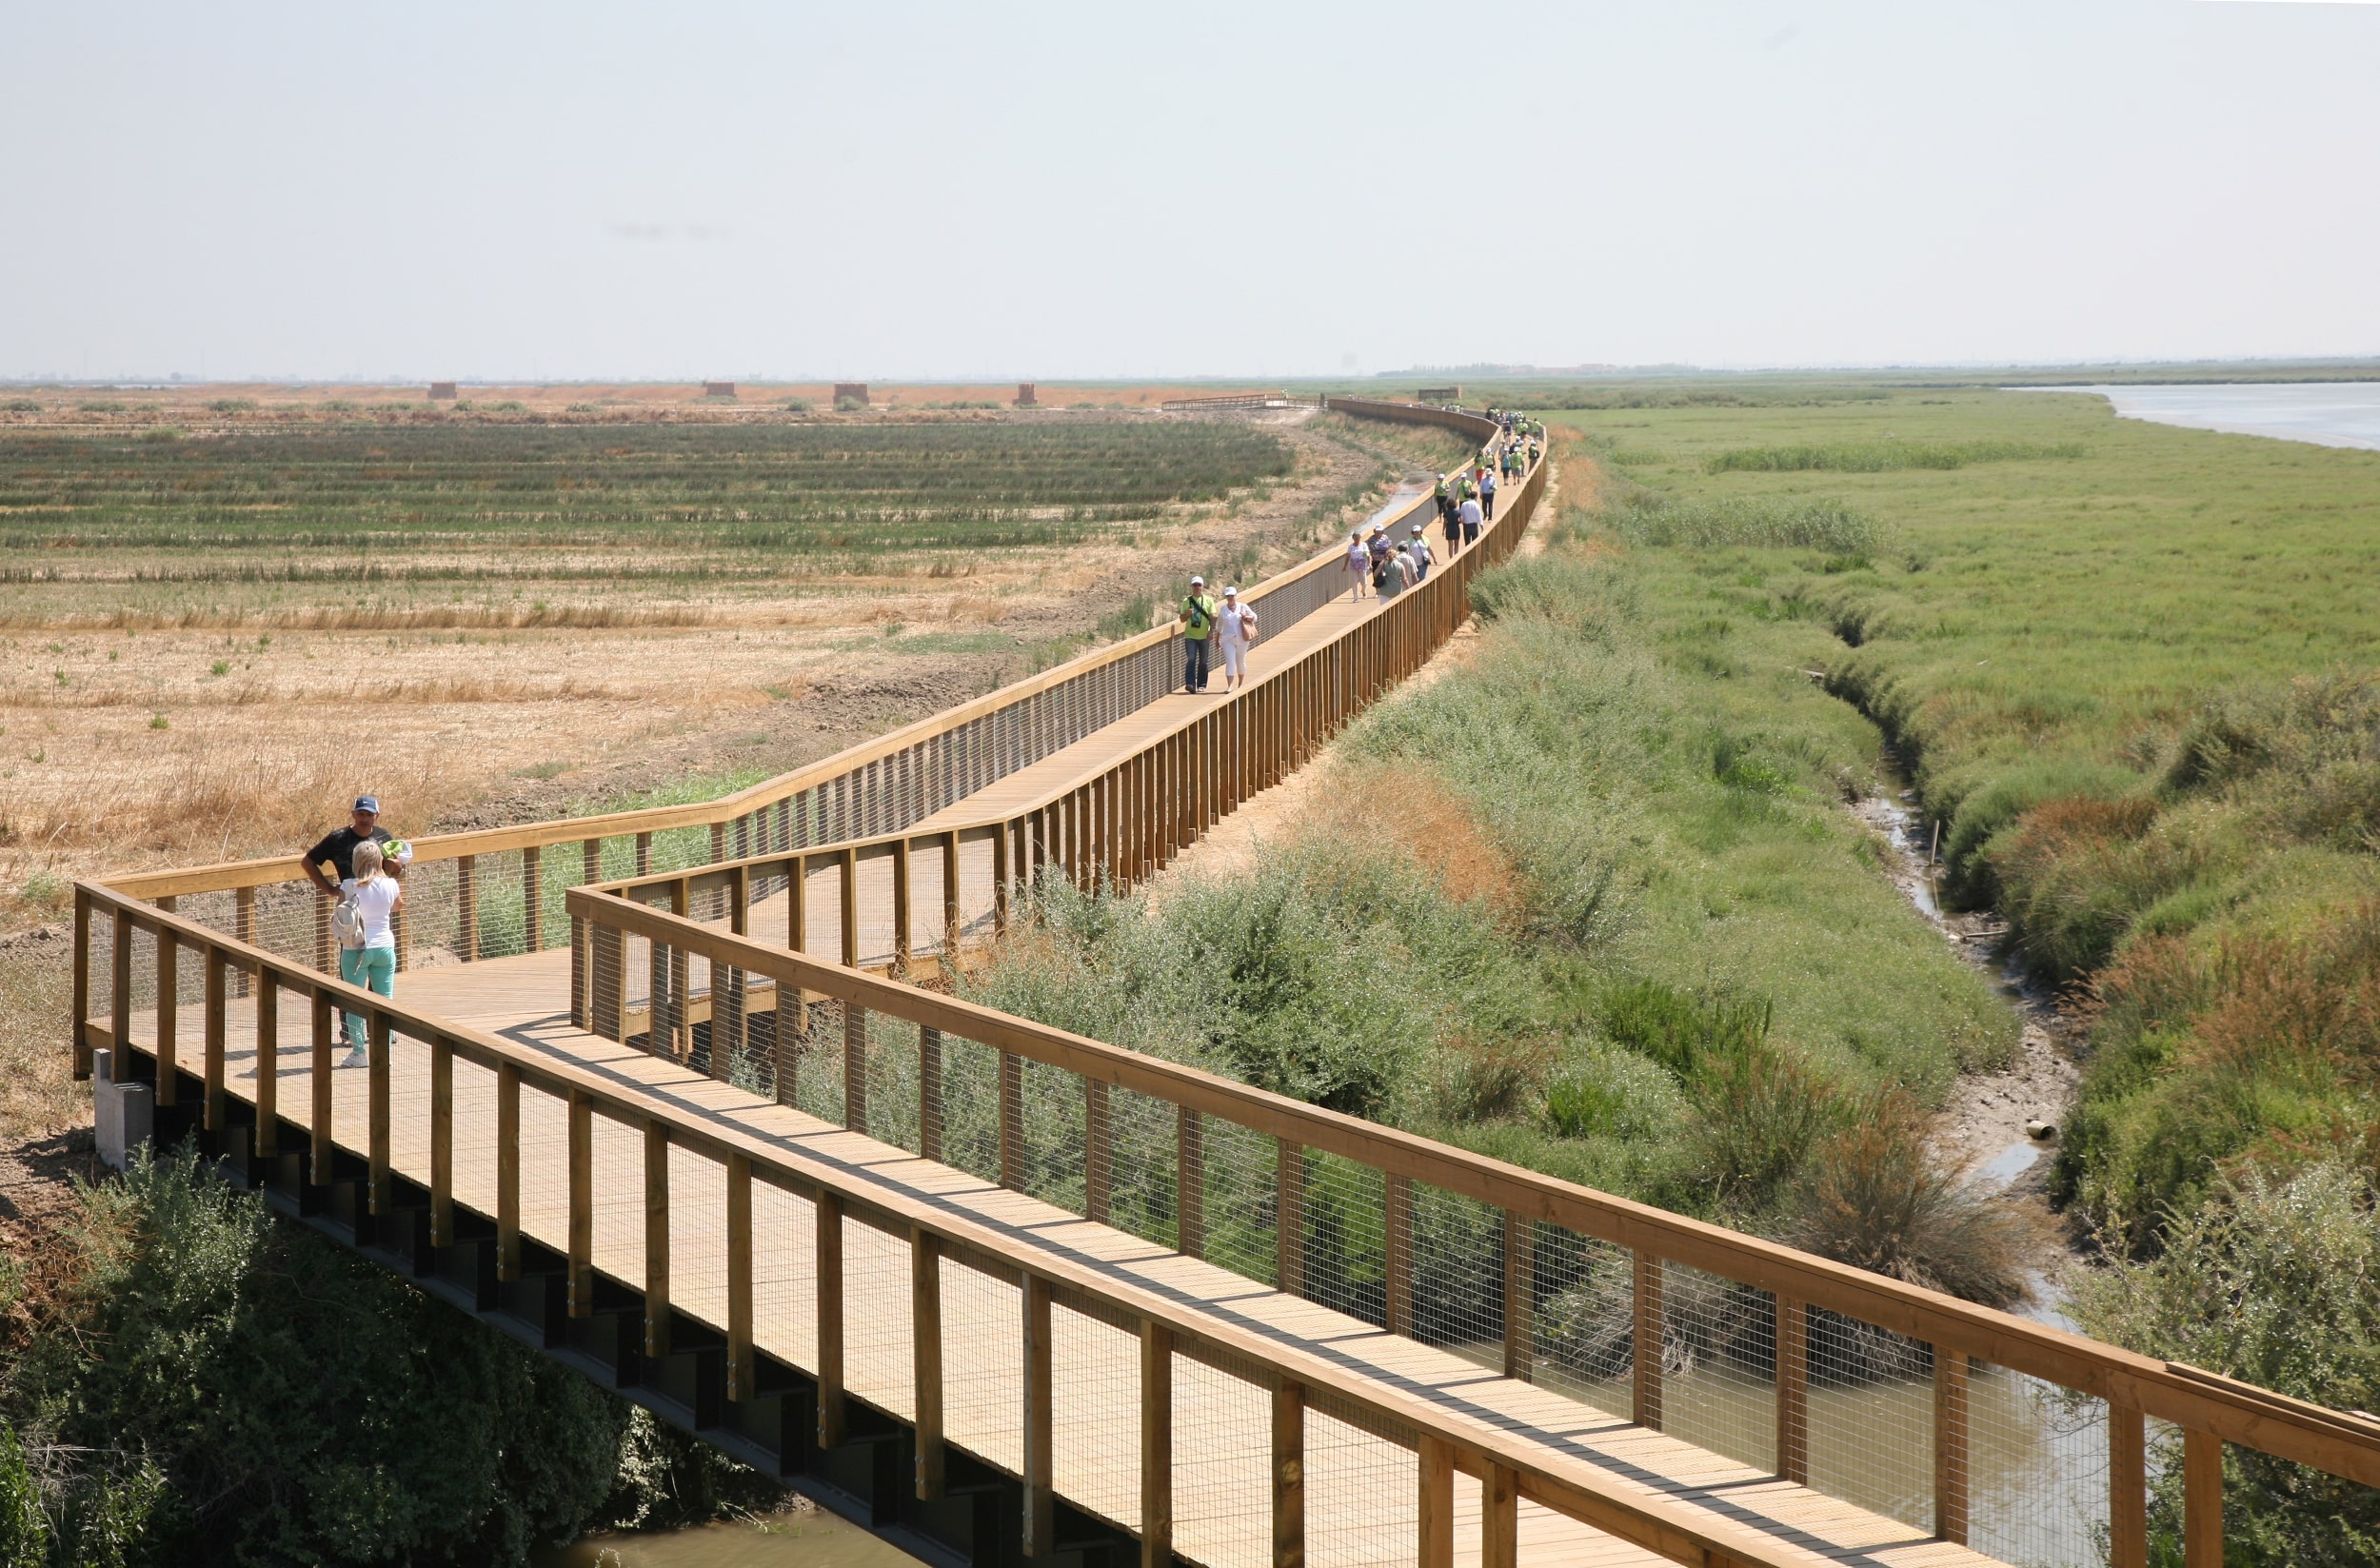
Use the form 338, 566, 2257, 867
139, 956, 2002, 1568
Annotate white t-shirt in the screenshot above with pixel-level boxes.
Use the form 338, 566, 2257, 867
1219, 605, 1257, 645
340, 875, 402, 949
1458, 498, 1484, 527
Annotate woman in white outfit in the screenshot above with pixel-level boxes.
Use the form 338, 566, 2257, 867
337, 839, 403, 1067
1218, 586, 1259, 690
1344, 530, 1369, 601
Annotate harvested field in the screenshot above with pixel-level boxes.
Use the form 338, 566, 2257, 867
0, 403, 1405, 930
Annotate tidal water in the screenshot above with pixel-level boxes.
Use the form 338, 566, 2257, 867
2022, 381, 2380, 451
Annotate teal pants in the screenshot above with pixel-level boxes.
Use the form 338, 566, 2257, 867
340, 945, 395, 1049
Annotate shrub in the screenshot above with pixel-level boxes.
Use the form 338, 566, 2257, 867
1701, 440, 2084, 474
1990, 795, 2205, 980
2, 1146, 649, 1565
1685, 1042, 1845, 1216
1598, 979, 1772, 1080
1935, 759, 2142, 907
1598, 492, 1883, 554
2072, 1160, 2380, 1564
1784, 1096, 2039, 1308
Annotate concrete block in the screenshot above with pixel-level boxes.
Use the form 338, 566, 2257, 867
93, 1048, 153, 1171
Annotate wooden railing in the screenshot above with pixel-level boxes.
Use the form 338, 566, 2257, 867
78, 876, 1858, 1568
562, 887, 2380, 1568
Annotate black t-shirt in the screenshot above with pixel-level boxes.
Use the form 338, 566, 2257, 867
307, 826, 394, 882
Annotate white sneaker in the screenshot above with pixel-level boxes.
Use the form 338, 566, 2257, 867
340, 1047, 368, 1069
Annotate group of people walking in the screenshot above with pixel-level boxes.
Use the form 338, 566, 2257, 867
1176, 575, 1261, 693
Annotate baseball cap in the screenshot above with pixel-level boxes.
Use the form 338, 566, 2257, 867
1189, 574, 1204, 586
1222, 586, 1239, 597
353, 796, 380, 814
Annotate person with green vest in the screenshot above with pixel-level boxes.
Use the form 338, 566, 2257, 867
1178, 574, 1220, 693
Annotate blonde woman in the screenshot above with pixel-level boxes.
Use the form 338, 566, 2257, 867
337, 839, 402, 1067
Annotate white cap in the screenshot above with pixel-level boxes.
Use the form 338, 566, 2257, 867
1189, 574, 1204, 586
1223, 586, 1239, 597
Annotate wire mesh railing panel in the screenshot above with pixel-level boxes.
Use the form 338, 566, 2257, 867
936, 1034, 1004, 1187
940, 1257, 1023, 1475
1805, 1312, 1935, 1536
957, 829, 1000, 943
1968, 1367, 2109, 1568
1521, 1224, 1630, 1419
384, 1022, 436, 1199
751, 1180, 818, 1374
1051, 1301, 1140, 1533
667, 1143, 729, 1330
790, 998, 849, 1130
843, 1217, 915, 1421
1015, 1057, 1087, 1214
1306, 1405, 1416, 1568
1299, 1151, 1386, 1328
1658, 1261, 1775, 1479
1200, 1118, 1279, 1290
860, 1007, 923, 1157
449, 1053, 502, 1221
514, 1082, 572, 1263
1171, 1354, 1273, 1568
1094, 1085, 1182, 1251
586, 1108, 645, 1288
1408, 1182, 1504, 1374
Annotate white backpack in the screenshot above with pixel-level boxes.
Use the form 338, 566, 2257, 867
332, 893, 367, 950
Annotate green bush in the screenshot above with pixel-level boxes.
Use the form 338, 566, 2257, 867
1, 1146, 663, 1566
2073, 1160, 2380, 1564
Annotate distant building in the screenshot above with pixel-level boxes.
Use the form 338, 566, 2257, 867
1417, 386, 1459, 403
833, 383, 869, 407
429, 382, 458, 401
704, 382, 737, 399
1015, 383, 1037, 407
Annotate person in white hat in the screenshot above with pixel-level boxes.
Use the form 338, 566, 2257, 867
1218, 586, 1259, 690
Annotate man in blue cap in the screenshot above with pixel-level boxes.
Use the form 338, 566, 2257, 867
302, 795, 410, 900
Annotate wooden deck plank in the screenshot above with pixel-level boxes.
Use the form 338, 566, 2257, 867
139, 963, 2014, 1568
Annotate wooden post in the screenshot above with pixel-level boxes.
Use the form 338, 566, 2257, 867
2109, 1403, 2148, 1568
1775, 1294, 1809, 1485
497, 1062, 521, 1281
839, 847, 859, 968
307, 982, 331, 1181
523, 844, 543, 953
1177, 1105, 1203, 1258
919, 1025, 943, 1162
457, 855, 478, 961
1934, 1348, 1970, 1544
203, 948, 227, 1132
71, 891, 91, 1080
1277, 1139, 1304, 1298
726, 1153, 753, 1400
645, 1119, 671, 1357
153, 927, 177, 1106
1084, 1078, 1112, 1224
817, 1191, 845, 1446
1140, 1320, 1173, 1568
788, 853, 808, 954
109, 905, 130, 1071
1503, 1210, 1533, 1381
1418, 1436, 1454, 1568
942, 829, 962, 956
1633, 1251, 1663, 1429
843, 1004, 867, 1134
1023, 1273, 1055, 1559
1272, 1377, 1305, 1568
1000, 1049, 1024, 1190
252, 969, 278, 1158
429, 1036, 453, 1246
913, 1227, 944, 1499
2184, 1427, 2222, 1568
1384, 1174, 1413, 1338
567, 1088, 593, 1317
892, 836, 912, 970
367, 1011, 391, 1214
1483, 1462, 1518, 1568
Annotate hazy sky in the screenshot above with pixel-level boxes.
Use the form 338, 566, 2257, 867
5, 1, 2376, 382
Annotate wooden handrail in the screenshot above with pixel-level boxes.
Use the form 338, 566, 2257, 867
567, 883, 2380, 1490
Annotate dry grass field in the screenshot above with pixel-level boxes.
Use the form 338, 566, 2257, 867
0, 393, 1464, 942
